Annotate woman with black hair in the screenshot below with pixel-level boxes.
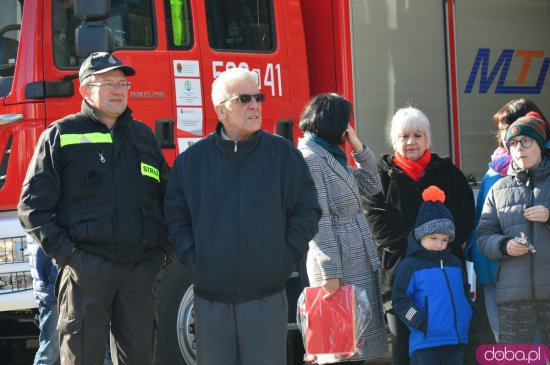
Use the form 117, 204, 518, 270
298, 93, 387, 363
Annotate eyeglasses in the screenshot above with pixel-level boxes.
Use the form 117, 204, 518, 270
508, 137, 534, 150
88, 81, 131, 91
220, 93, 265, 104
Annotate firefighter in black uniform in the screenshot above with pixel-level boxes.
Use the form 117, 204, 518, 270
18, 52, 169, 365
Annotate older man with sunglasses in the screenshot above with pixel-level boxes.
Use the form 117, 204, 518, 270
165, 67, 321, 364
19, 52, 169, 365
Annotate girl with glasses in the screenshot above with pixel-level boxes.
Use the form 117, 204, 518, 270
466, 99, 550, 345
477, 113, 550, 346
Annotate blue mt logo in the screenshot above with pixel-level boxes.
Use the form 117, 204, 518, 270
464, 48, 550, 94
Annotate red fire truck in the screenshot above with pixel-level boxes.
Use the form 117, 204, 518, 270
1, 0, 549, 363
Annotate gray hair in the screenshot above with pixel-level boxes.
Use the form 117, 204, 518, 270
211, 68, 259, 105
389, 107, 431, 150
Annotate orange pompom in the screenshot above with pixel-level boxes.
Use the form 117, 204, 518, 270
422, 185, 445, 203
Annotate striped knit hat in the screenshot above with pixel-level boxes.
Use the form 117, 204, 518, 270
505, 112, 547, 152
414, 186, 455, 241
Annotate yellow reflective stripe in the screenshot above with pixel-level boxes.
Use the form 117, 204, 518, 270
141, 162, 160, 182
60, 133, 113, 147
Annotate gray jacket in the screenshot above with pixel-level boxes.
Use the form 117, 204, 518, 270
477, 152, 550, 305
298, 138, 387, 360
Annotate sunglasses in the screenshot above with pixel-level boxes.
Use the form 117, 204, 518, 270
220, 93, 266, 104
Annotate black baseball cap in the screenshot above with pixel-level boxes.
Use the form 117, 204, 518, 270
79, 52, 136, 83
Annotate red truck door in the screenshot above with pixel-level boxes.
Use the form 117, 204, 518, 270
166, 0, 309, 149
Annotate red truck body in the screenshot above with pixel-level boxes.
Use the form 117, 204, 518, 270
1, 1, 549, 363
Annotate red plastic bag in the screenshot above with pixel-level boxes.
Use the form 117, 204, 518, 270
297, 285, 371, 363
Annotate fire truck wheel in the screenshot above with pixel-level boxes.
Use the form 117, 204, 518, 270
154, 260, 196, 365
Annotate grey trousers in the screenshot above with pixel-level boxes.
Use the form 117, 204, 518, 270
499, 300, 550, 346
194, 290, 288, 365
57, 249, 162, 365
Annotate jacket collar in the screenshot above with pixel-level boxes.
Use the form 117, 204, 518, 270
213, 121, 262, 156
298, 138, 361, 204
406, 231, 450, 261
508, 150, 550, 182
81, 100, 133, 129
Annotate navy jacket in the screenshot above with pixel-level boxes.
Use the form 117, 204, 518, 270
165, 123, 321, 303
392, 233, 474, 356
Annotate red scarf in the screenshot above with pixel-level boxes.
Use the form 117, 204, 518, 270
393, 150, 431, 181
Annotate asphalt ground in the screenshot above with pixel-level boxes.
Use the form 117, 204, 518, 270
1, 329, 393, 365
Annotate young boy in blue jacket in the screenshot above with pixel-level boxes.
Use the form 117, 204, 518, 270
392, 186, 475, 365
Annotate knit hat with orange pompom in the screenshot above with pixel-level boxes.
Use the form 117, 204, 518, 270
414, 186, 455, 241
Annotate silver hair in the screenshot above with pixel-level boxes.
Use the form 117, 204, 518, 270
389, 107, 431, 150
211, 68, 259, 105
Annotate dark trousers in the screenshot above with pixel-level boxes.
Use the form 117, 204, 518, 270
57, 249, 162, 365
462, 286, 487, 365
387, 311, 410, 365
499, 300, 550, 346
411, 344, 464, 365
194, 290, 288, 365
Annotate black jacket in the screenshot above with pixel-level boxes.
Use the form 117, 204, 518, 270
364, 153, 474, 309
18, 101, 169, 265
164, 123, 321, 303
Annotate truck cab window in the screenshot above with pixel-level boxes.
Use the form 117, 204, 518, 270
0, 0, 21, 78
0, 0, 21, 97
53, 0, 155, 69
164, 0, 193, 49
205, 0, 274, 52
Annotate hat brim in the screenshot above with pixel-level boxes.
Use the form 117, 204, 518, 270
90, 65, 136, 77
414, 219, 455, 242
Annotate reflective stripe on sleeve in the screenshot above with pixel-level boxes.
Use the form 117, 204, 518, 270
60, 133, 113, 147
141, 162, 160, 182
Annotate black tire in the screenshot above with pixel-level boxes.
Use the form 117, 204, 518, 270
154, 260, 196, 365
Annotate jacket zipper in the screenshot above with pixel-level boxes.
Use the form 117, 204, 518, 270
109, 125, 119, 253
441, 258, 461, 343
235, 143, 241, 298
528, 177, 535, 300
